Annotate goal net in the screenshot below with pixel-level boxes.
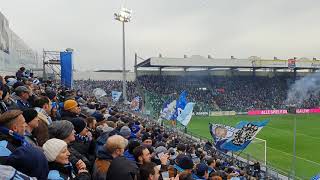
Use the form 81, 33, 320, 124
240, 137, 267, 166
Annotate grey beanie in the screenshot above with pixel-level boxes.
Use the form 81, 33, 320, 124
49, 120, 74, 140
120, 126, 131, 138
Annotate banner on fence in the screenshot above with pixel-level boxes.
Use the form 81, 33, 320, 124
210, 111, 236, 116
248, 109, 287, 115
296, 108, 320, 114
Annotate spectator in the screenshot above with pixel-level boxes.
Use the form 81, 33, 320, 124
22, 108, 39, 146
106, 156, 139, 180
124, 139, 140, 162
92, 135, 128, 179
61, 99, 82, 120
70, 118, 95, 168
32, 111, 51, 146
195, 163, 209, 180
0, 110, 27, 164
5, 145, 49, 179
120, 126, 132, 139
133, 145, 152, 168
13, 86, 31, 110
142, 133, 153, 147
43, 138, 90, 180
139, 162, 160, 180
49, 120, 91, 170
33, 96, 53, 124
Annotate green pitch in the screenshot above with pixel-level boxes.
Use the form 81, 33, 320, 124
187, 114, 320, 179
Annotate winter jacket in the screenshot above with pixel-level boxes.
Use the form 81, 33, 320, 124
47, 162, 90, 180
124, 150, 135, 161
106, 156, 139, 180
68, 146, 91, 173
0, 130, 26, 164
60, 110, 79, 121
92, 147, 113, 180
69, 135, 95, 171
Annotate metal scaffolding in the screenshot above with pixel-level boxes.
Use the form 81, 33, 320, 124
42, 50, 61, 81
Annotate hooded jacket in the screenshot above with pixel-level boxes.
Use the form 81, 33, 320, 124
92, 147, 113, 180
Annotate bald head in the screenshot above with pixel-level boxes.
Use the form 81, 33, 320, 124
105, 135, 128, 158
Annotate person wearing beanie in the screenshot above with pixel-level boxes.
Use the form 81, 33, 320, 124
142, 133, 153, 147
70, 118, 88, 135
49, 120, 92, 173
43, 138, 91, 180
5, 145, 49, 179
195, 163, 209, 180
69, 118, 95, 167
61, 99, 81, 121
91, 111, 105, 122
22, 108, 39, 146
120, 126, 132, 139
174, 154, 194, 174
49, 120, 75, 143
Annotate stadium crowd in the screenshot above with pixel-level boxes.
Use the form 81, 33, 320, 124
0, 67, 267, 180
76, 75, 319, 113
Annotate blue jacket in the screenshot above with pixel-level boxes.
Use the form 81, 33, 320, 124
124, 150, 135, 161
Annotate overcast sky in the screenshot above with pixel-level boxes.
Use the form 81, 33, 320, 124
1, 0, 319, 71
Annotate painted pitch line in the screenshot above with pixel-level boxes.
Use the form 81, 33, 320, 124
264, 126, 320, 141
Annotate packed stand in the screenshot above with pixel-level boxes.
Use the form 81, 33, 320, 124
0, 67, 269, 180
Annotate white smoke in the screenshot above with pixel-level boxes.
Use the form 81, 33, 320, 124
286, 72, 320, 106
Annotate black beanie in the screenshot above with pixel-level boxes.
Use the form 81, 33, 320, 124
70, 118, 87, 134
22, 109, 38, 124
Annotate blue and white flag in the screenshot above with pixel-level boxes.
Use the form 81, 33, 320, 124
111, 91, 122, 102
130, 96, 141, 112
172, 91, 188, 120
209, 123, 237, 152
311, 174, 320, 180
160, 100, 176, 120
221, 120, 269, 151
177, 102, 195, 126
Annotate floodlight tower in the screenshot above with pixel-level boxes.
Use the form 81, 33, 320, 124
114, 7, 132, 104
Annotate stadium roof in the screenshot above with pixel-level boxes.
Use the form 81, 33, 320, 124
136, 55, 320, 70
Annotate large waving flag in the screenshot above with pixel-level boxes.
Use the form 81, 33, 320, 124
209, 120, 269, 152
172, 91, 188, 120
160, 100, 177, 120
111, 91, 122, 102
130, 96, 141, 112
209, 123, 237, 152
311, 174, 320, 180
177, 102, 195, 126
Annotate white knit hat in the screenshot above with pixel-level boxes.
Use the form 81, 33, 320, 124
42, 138, 68, 162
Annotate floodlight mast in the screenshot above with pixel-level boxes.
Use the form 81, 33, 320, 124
114, 7, 132, 104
